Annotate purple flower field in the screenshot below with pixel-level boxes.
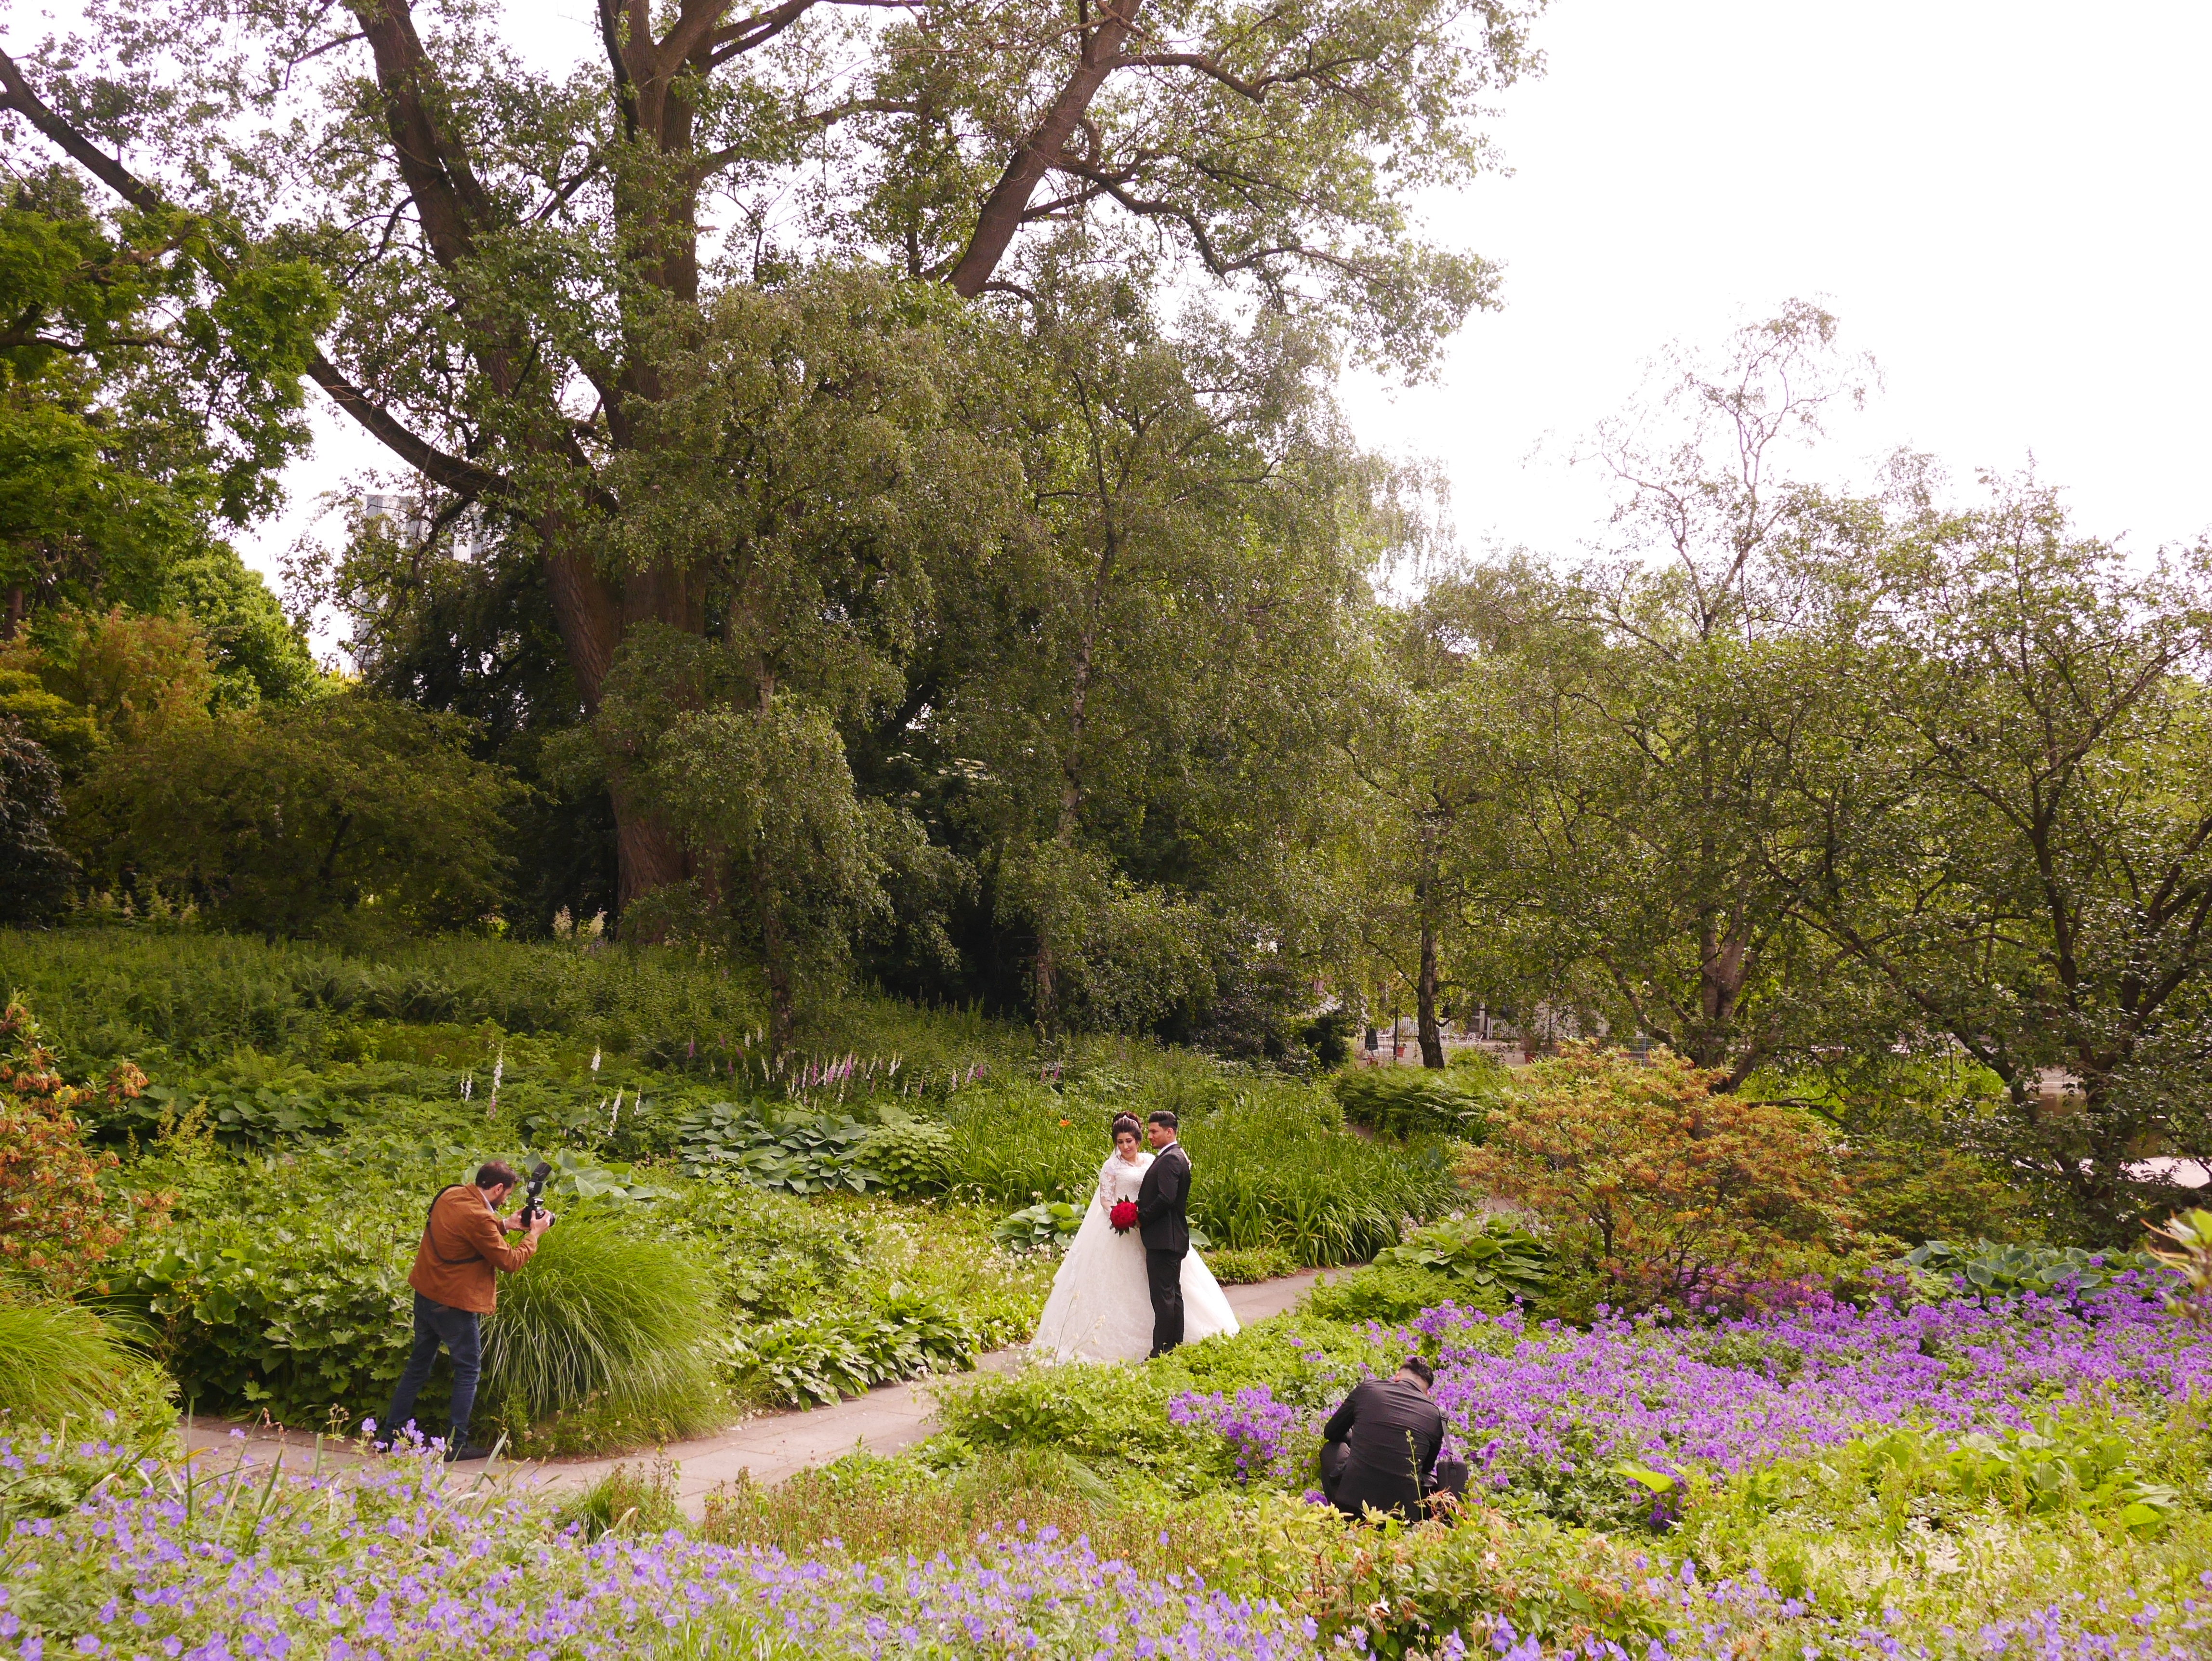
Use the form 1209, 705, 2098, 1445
6, 1284, 2211, 1661
0, 1435, 1316, 1661
1414, 1279, 2211, 1488
2, 1424, 2203, 1661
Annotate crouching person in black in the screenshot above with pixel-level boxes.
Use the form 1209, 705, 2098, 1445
1319, 1355, 1455, 1522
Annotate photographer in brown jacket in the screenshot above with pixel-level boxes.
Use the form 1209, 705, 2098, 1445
376, 1160, 551, 1460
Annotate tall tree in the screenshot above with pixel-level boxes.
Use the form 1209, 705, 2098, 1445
0, 168, 324, 701
929, 288, 1382, 1031
1515, 303, 1876, 1082
1, 0, 1538, 908
1773, 470, 2212, 1239
1343, 577, 1535, 1066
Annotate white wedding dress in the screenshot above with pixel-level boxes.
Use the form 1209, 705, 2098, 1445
1029, 1148, 1241, 1363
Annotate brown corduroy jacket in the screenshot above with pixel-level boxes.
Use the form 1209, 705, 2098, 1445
407, 1184, 539, 1314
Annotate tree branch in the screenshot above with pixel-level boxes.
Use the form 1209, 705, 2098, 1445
0, 49, 165, 214
947, 0, 1144, 296
1110, 49, 1365, 102
2, 46, 503, 500
306, 353, 504, 499
598, 0, 642, 140
702, 0, 820, 68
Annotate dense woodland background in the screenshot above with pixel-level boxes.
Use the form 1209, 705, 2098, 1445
4, 1, 2212, 1241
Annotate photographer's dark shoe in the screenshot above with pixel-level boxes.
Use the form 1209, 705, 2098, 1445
443, 1442, 495, 1463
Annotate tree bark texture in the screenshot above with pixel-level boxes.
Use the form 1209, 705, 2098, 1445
1416, 906, 1445, 1068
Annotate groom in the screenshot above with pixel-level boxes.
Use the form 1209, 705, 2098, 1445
1135, 1109, 1191, 1357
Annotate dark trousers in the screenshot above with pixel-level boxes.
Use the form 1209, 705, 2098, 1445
1146, 1248, 1185, 1356
1320, 1439, 1350, 1503
382, 1292, 481, 1449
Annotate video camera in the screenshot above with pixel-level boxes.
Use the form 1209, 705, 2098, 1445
518, 1160, 553, 1227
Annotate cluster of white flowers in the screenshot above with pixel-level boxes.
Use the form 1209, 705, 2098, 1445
550, 907, 607, 941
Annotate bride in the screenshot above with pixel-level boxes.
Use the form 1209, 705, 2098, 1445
1030, 1113, 1241, 1363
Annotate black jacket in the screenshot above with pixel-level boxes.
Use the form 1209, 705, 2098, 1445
1136, 1143, 1191, 1254
1321, 1377, 1445, 1522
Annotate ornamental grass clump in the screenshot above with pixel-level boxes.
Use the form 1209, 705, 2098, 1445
481, 1212, 724, 1439
0, 1305, 141, 1424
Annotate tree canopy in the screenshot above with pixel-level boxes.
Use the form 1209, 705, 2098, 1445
10, 10, 2212, 1240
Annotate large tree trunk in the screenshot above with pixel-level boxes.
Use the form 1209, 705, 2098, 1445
540, 515, 705, 908
1416, 905, 1446, 1068
758, 869, 795, 1058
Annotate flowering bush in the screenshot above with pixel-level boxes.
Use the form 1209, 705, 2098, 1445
1168, 1386, 1307, 1483
0, 999, 157, 1297
1457, 1044, 1855, 1309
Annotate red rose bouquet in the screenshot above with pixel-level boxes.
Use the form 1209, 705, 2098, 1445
1109, 1199, 1139, 1233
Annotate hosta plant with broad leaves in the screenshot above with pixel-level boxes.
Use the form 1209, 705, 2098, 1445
993, 1200, 1087, 1254
1902, 1238, 2162, 1301
1372, 1213, 1552, 1303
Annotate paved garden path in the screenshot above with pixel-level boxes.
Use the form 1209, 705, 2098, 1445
176, 1269, 1327, 1518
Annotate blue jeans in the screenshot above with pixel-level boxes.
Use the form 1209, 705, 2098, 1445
382, 1292, 481, 1448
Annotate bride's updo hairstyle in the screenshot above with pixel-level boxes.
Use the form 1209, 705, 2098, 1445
1109, 1113, 1142, 1141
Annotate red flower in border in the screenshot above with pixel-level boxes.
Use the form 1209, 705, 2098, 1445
1109, 1200, 1139, 1233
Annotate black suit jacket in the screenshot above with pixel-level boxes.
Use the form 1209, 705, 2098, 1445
1321, 1377, 1445, 1522
1135, 1143, 1190, 1254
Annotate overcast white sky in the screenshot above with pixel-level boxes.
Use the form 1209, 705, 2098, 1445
230, 0, 2212, 597
1340, 0, 2212, 565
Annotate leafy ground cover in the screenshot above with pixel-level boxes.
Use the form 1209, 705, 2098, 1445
1, 926, 1437, 1450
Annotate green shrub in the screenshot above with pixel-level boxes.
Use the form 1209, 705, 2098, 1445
732, 1283, 979, 1406
1333, 1065, 1495, 1140
1899, 1238, 2162, 1300
481, 1212, 725, 1437
857, 1117, 953, 1195
1302, 1263, 1478, 1324
1370, 1213, 1551, 1303
1842, 1421, 2178, 1531
69, 693, 521, 937
938, 1361, 1198, 1474
671, 1100, 888, 1193
992, 1199, 1086, 1253
1838, 1138, 2045, 1244
0, 1304, 157, 1424
113, 1211, 416, 1424
1206, 1243, 1299, 1284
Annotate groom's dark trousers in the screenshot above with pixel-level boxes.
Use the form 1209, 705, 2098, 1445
1145, 1250, 1185, 1354
1136, 1141, 1193, 1357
